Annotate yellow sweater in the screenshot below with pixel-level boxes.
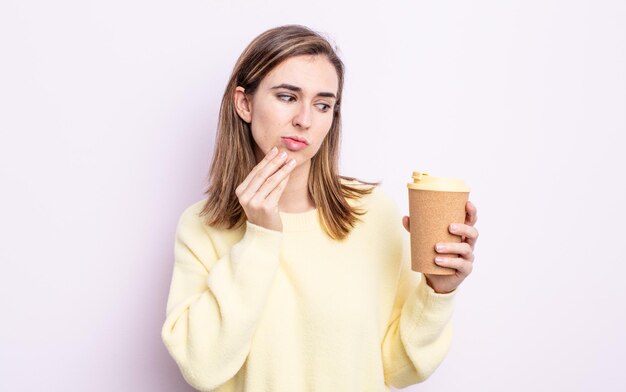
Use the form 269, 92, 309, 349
161, 182, 456, 391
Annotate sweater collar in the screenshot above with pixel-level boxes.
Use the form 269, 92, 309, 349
278, 208, 320, 232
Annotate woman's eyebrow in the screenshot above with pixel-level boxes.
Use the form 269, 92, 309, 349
270, 83, 337, 100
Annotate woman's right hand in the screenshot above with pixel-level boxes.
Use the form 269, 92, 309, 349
235, 146, 296, 232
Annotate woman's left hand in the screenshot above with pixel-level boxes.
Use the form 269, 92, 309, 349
402, 200, 479, 294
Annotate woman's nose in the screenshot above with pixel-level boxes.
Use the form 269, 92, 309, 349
293, 102, 312, 129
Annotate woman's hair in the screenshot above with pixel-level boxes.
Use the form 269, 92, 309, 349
199, 24, 381, 241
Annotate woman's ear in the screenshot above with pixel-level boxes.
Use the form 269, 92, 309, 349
234, 86, 252, 123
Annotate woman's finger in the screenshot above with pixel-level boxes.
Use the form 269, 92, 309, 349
250, 158, 296, 204
436, 241, 474, 261
265, 173, 291, 206
450, 223, 479, 248
236, 147, 279, 194
465, 200, 478, 226
434, 256, 473, 276
402, 216, 410, 232
239, 152, 289, 202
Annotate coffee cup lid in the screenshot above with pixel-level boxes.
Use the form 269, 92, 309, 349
407, 171, 470, 192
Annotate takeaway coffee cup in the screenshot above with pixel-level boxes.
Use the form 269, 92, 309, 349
407, 171, 471, 275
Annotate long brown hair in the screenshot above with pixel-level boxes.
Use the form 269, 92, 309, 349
199, 24, 381, 241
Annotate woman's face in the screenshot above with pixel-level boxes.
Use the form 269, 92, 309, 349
234, 54, 339, 167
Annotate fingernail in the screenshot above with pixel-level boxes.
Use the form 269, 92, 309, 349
287, 159, 296, 166
436, 244, 445, 251
435, 257, 444, 263
279, 151, 287, 158
269, 147, 277, 155
450, 224, 457, 232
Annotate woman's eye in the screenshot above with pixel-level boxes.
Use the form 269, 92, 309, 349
277, 95, 331, 112
316, 103, 331, 112
277, 94, 295, 102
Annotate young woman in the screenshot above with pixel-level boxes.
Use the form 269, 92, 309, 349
162, 24, 479, 391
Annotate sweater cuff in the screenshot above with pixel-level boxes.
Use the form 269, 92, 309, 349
416, 275, 457, 314
398, 274, 456, 349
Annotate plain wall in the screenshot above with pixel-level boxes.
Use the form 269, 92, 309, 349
1, 0, 624, 390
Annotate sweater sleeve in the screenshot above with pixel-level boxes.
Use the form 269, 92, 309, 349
161, 207, 283, 391
381, 219, 457, 388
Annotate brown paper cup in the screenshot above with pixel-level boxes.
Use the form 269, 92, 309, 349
407, 172, 470, 275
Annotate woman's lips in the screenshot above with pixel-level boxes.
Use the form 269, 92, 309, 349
281, 137, 308, 151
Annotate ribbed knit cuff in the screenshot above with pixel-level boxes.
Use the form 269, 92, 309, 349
416, 275, 457, 313
398, 274, 456, 351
